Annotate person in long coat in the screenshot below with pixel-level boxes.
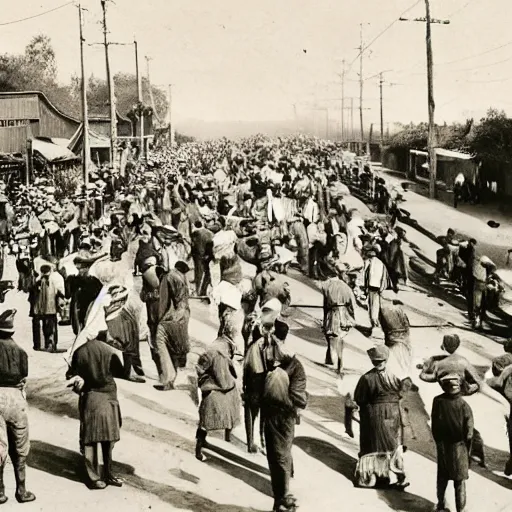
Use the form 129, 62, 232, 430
67, 331, 124, 489
261, 339, 307, 512
195, 316, 241, 461
353, 345, 409, 489
431, 373, 473, 512
154, 261, 191, 391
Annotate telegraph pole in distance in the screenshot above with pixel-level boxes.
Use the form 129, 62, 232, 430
100, 0, 117, 166
341, 59, 345, 143
359, 24, 364, 143
400, 1, 449, 199
168, 84, 175, 146
78, 3, 90, 188
379, 72, 384, 149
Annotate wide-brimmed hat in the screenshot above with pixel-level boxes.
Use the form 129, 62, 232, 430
367, 345, 389, 362
0, 309, 16, 334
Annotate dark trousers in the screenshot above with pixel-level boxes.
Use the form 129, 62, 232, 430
193, 255, 210, 296
123, 349, 144, 378
84, 441, 114, 484
32, 315, 58, 350
244, 399, 265, 452
436, 471, 466, 512
264, 412, 295, 503
146, 299, 161, 375
308, 245, 319, 279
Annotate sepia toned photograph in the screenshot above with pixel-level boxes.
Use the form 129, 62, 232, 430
0, 1, 511, 511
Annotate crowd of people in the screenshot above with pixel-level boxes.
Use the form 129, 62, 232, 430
0, 134, 510, 512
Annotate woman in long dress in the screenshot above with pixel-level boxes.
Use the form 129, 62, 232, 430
195, 315, 241, 461
353, 345, 409, 489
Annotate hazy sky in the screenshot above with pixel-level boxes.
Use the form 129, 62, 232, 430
2, 0, 511, 129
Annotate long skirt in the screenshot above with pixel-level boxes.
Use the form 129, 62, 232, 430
81, 390, 121, 445
355, 401, 405, 487
199, 388, 241, 431
386, 341, 413, 381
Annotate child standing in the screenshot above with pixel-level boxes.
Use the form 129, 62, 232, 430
431, 373, 474, 512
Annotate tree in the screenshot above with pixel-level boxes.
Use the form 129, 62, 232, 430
24, 35, 57, 81
469, 108, 512, 183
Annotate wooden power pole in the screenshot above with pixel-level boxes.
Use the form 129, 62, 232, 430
134, 38, 144, 158
359, 24, 364, 142
341, 59, 345, 143
400, 1, 449, 199
78, 3, 90, 187
379, 72, 384, 148
100, 0, 117, 166
168, 84, 175, 146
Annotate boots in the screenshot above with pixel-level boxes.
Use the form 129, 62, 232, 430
13, 457, 35, 504
0, 465, 7, 505
195, 429, 207, 462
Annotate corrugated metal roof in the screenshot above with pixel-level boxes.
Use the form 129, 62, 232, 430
0, 92, 130, 123
410, 148, 474, 160
32, 138, 78, 162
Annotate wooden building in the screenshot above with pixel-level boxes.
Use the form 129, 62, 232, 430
0, 91, 132, 155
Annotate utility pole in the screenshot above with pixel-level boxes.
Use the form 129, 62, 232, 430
359, 24, 364, 142
400, 1, 449, 199
168, 84, 175, 146
134, 37, 144, 158
379, 72, 384, 148
145, 56, 159, 122
341, 59, 345, 143
78, 3, 90, 187
100, 0, 117, 166
350, 97, 354, 140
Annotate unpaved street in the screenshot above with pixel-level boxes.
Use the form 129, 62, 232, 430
2, 193, 512, 512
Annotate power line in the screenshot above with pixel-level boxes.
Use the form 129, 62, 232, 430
348, 0, 422, 70
447, 0, 477, 18
0, 1, 74, 26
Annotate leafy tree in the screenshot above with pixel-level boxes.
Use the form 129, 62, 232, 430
469, 108, 512, 183
24, 35, 57, 81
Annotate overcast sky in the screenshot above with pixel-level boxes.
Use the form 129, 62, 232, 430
2, 0, 511, 129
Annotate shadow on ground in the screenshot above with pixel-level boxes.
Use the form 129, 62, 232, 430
28, 440, 266, 512
295, 436, 435, 512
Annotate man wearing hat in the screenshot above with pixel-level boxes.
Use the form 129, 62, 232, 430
431, 372, 473, 512
0, 309, 36, 504
154, 261, 191, 391
243, 298, 289, 454
420, 333, 488, 468
29, 263, 64, 352
259, 329, 307, 512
